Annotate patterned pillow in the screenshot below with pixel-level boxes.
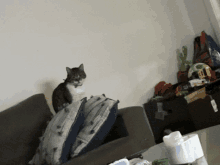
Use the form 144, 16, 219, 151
29, 98, 87, 165
71, 94, 119, 158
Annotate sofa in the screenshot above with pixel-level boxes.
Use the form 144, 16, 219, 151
0, 94, 155, 165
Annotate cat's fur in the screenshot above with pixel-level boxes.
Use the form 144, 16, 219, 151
52, 64, 86, 113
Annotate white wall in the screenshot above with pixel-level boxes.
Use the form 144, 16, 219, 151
0, 0, 214, 115
184, 0, 218, 43
0, 0, 196, 113
203, 0, 220, 45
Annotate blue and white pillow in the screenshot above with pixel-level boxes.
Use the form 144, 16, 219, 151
71, 95, 119, 158
29, 98, 87, 165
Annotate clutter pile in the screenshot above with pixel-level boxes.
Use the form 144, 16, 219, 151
151, 31, 220, 103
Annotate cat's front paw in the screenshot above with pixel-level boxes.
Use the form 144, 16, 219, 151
63, 103, 70, 107
62, 103, 70, 110
57, 103, 70, 111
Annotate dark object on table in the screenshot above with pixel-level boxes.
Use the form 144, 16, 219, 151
188, 90, 220, 130
144, 96, 196, 144
214, 68, 220, 79
177, 70, 189, 83
205, 77, 220, 94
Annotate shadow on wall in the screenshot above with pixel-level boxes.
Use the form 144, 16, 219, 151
123, 76, 159, 108
0, 90, 34, 112
122, 62, 163, 107
37, 81, 56, 115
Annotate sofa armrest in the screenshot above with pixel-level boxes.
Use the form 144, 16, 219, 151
118, 106, 155, 146
63, 106, 155, 165
0, 94, 52, 165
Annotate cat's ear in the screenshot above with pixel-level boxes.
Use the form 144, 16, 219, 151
79, 64, 84, 71
66, 67, 72, 75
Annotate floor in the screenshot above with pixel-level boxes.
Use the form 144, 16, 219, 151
142, 125, 220, 164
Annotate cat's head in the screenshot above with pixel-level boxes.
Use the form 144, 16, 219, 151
65, 64, 86, 86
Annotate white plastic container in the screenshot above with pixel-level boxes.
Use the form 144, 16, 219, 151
163, 131, 205, 164
109, 158, 130, 165
163, 131, 184, 148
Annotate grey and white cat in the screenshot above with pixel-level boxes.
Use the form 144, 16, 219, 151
52, 64, 86, 113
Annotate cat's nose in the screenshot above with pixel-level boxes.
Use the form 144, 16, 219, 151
75, 80, 81, 83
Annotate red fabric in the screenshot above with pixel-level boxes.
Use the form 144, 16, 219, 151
201, 53, 207, 59
155, 81, 166, 95
200, 31, 206, 48
155, 81, 173, 96
161, 83, 172, 95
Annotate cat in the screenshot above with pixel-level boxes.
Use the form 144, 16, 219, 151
52, 64, 87, 113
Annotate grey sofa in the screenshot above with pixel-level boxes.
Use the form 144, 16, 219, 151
0, 94, 155, 165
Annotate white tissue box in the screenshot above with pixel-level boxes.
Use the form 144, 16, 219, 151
163, 132, 204, 164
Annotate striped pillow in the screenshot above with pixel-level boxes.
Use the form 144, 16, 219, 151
29, 98, 87, 165
71, 95, 119, 158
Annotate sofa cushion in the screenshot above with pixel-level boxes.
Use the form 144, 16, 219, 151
71, 95, 119, 158
29, 98, 87, 165
0, 94, 53, 165
101, 114, 129, 145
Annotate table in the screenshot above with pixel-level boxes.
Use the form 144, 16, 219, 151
144, 86, 220, 145
142, 125, 220, 164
